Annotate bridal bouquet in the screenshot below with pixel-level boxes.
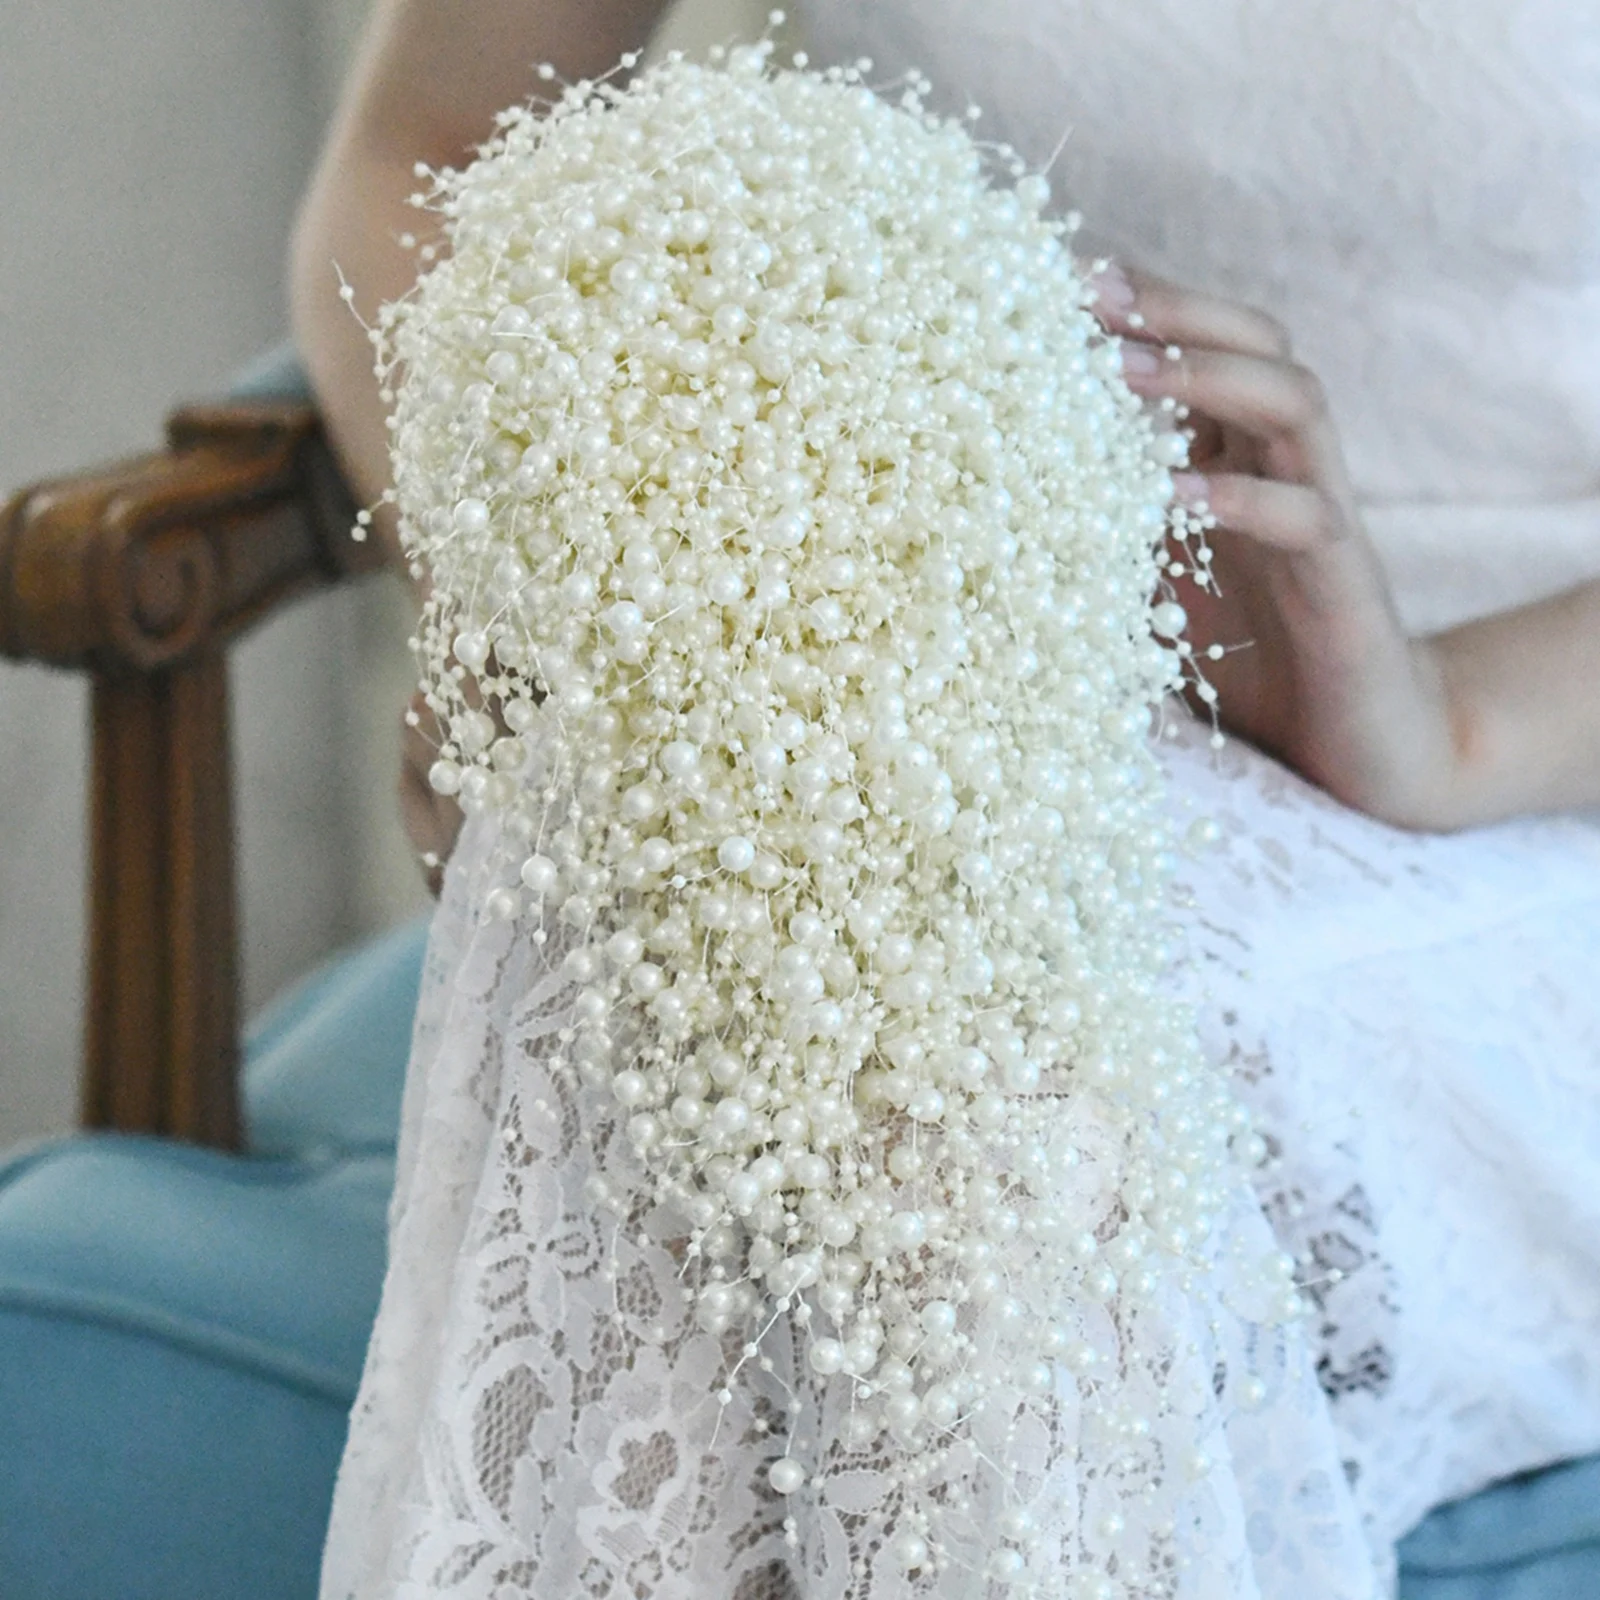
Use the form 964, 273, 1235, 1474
374, 33, 1299, 1598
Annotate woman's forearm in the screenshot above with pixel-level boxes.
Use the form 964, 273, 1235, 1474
1430, 575, 1600, 825
289, 0, 671, 545
290, 148, 426, 534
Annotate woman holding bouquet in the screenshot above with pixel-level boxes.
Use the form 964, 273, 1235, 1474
293, 2, 1600, 1595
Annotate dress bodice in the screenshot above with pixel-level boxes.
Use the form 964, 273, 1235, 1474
799, 0, 1600, 630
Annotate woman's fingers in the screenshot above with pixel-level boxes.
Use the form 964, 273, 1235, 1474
1091, 265, 1334, 472
1093, 264, 1292, 359
1091, 269, 1367, 562
1175, 471, 1346, 554
1123, 343, 1325, 435
1122, 343, 1343, 482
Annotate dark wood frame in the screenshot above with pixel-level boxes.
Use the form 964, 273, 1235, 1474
0, 401, 380, 1149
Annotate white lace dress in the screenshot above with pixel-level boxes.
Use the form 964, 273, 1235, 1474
320, 5, 1600, 1597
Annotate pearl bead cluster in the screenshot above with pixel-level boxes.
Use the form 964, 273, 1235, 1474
382, 38, 1291, 1595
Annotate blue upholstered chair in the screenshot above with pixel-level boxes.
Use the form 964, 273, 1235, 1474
0, 916, 427, 1600
0, 350, 1595, 1598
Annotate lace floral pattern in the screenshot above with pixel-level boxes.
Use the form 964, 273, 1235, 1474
325, 809, 1385, 1600
324, 716, 1600, 1597
1164, 713, 1600, 1558
326, 705, 1600, 1599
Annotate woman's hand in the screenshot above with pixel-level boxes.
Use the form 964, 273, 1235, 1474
1093, 264, 1470, 828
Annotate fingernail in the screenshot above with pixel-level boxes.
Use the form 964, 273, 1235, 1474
1172, 471, 1209, 504
1119, 341, 1161, 376
1091, 262, 1136, 312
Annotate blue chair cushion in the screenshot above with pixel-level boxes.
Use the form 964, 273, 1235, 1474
0, 914, 429, 1600
1398, 1455, 1600, 1599
0, 1138, 392, 1600
242, 914, 430, 1159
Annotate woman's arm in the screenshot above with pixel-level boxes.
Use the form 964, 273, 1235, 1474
1430, 577, 1600, 825
289, 0, 671, 545
1096, 265, 1600, 831
292, 0, 672, 886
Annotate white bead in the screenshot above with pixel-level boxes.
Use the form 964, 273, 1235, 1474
639, 838, 675, 874
989, 1548, 1026, 1581
451, 498, 489, 535
921, 1383, 958, 1427
1151, 600, 1188, 639
520, 855, 558, 895
888, 1530, 928, 1569
717, 835, 756, 872
768, 1458, 806, 1495
628, 962, 665, 998
808, 1338, 845, 1375
710, 1098, 749, 1137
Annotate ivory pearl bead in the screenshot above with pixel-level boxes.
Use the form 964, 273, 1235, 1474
519, 855, 558, 895
717, 835, 756, 872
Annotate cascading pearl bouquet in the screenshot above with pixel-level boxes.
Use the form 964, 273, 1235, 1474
376, 32, 1300, 1597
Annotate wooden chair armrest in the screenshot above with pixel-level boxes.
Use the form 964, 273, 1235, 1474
0, 401, 383, 1150
0, 400, 380, 672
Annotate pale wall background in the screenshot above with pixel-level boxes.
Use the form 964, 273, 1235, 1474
0, 0, 779, 1149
